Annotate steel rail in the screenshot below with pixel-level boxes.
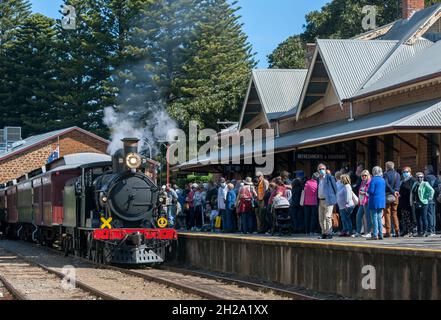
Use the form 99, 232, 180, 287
0, 273, 27, 300
161, 266, 320, 300
0, 247, 117, 300
14, 242, 223, 300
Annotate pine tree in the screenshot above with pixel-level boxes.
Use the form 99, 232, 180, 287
55, 0, 120, 137
0, 14, 60, 136
0, 0, 31, 46
169, 0, 255, 130
268, 0, 440, 69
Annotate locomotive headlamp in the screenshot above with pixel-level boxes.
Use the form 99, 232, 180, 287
126, 152, 142, 169
99, 192, 108, 206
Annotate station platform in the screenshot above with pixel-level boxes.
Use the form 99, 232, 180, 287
175, 232, 441, 300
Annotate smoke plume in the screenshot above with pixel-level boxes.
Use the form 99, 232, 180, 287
103, 105, 177, 156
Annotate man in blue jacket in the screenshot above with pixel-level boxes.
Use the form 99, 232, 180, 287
316, 163, 338, 239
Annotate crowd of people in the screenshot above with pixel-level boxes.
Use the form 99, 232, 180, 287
160, 161, 441, 240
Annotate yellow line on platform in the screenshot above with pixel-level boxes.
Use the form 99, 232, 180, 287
178, 232, 441, 254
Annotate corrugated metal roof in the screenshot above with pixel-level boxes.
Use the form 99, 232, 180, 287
355, 40, 441, 98
252, 69, 308, 120
316, 39, 398, 100
381, 4, 441, 43
0, 127, 109, 161
362, 38, 434, 87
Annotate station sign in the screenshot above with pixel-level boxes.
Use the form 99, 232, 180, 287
295, 153, 348, 161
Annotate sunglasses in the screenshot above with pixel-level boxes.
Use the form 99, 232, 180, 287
417, 176, 424, 179
403, 171, 409, 173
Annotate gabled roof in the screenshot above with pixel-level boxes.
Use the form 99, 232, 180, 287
316, 39, 398, 100
0, 127, 109, 162
295, 39, 398, 119
353, 40, 441, 100
381, 3, 441, 44
239, 69, 307, 129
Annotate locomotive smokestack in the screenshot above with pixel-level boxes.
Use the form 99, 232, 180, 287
122, 138, 139, 155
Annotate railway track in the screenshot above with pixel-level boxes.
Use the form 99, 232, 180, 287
0, 240, 319, 300
0, 247, 102, 300
0, 240, 201, 300
159, 266, 320, 300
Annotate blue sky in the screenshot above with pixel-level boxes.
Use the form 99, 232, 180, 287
30, 0, 329, 68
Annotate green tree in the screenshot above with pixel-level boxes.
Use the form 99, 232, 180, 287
0, 0, 31, 46
0, 14, 60, 136
268, 0, 441, 69
169, 0, 255, 130
267, 35, 305, 69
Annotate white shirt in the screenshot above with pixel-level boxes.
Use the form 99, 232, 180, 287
217, 186, 228, 210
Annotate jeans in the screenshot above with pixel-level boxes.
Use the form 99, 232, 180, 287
371, 209, 384, 238
427, 202, 436, 234
356, 204, 371, 234
240, 211, 253, 234
414, 204, 429, 234
304, 205, 318, 234
340, 206, 354, 234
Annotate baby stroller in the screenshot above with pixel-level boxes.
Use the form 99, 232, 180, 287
271, 196, 293, 236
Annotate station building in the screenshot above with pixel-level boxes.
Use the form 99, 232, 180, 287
0, 127, 109, 183
176, 1, 441, 179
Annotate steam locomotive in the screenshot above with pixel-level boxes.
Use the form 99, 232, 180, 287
0, 138, 177, 265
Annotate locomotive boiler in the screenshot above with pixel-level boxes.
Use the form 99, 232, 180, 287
0, 138, 177, 266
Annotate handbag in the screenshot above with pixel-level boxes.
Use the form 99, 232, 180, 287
386, 173, 398, 204
215, 215, 222, 229
332, 212, 340, 229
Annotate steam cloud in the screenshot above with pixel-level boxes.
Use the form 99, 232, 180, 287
103, 105, 177, 156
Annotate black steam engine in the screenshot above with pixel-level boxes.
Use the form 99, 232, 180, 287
0, 138, 177, 266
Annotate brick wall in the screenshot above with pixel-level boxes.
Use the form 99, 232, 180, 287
0, 130, 108, 184
402, 0, 425, 20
